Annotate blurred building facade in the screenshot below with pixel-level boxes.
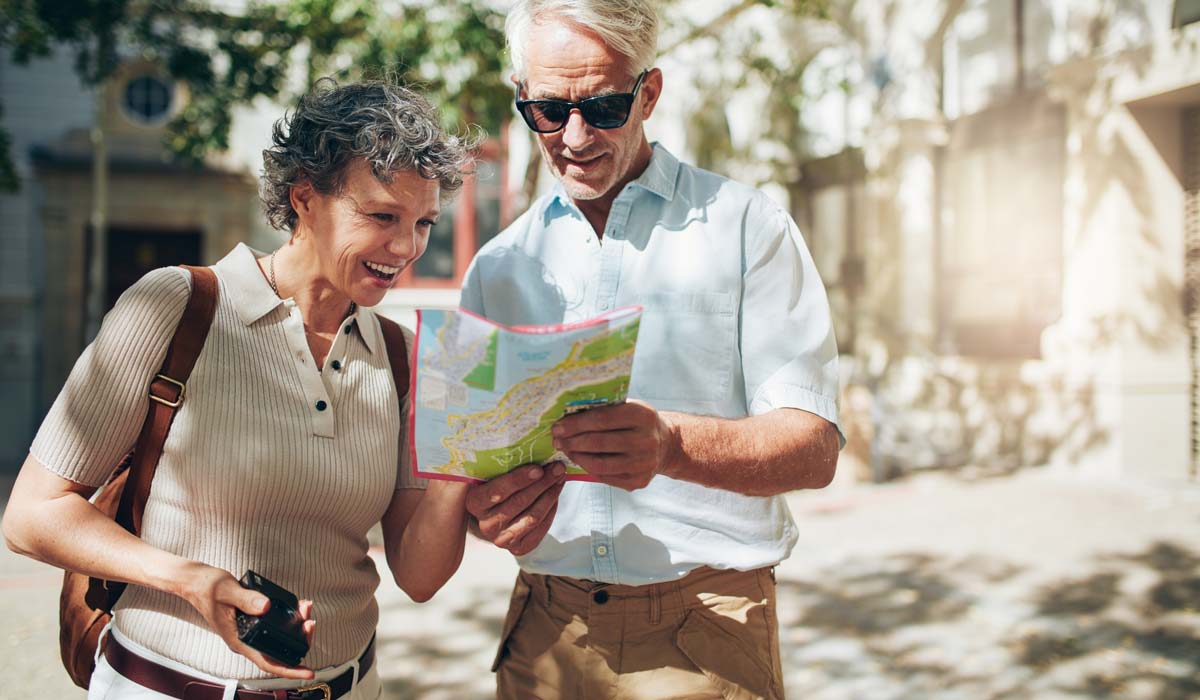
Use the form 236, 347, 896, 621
5, 0, 1199, 484
0, 54, 271, 469
654, 0, 1200, 482
0, 50, 509, 470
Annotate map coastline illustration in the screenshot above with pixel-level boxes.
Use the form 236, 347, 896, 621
410, 306, 642, 482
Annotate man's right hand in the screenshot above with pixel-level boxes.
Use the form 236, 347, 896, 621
465, 462, 566, 556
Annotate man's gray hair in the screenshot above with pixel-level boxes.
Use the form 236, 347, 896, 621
505, 0, 659, 81
261, 77, 480, 232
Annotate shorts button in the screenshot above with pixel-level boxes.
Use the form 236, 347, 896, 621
592, 590, 609, 605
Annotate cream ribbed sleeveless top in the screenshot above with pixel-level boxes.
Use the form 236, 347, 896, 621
30, 244, 421, 679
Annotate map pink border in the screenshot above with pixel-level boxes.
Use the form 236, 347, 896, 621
408, 305, 642, 484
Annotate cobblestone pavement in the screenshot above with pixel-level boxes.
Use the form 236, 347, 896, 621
3, 468, 1199, 700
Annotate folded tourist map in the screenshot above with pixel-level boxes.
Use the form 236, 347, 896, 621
409, 306, 643, 482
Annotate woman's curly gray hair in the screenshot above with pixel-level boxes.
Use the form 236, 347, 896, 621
261, 77, 481, 232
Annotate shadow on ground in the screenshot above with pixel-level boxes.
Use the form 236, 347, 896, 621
371, 538, 1199, 699
778, 540, 1200, 700
376, 578, 512, 699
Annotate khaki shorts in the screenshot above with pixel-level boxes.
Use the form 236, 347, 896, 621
493, 566, 784, 700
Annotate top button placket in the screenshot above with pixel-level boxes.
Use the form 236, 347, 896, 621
595, 198, 630, 314
588, 193, 633, 583
320, 320, 352, 406
589, 482, 618, 582
280, 300, 336, 438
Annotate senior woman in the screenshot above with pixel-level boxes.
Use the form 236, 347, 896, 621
2, 78, 476, 699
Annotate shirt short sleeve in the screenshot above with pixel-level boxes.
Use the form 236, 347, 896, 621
459, 255, 485, 316
740, 196, 842, 440
29, 267, 193, 486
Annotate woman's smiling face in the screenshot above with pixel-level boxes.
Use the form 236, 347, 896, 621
295, 160, 441, 307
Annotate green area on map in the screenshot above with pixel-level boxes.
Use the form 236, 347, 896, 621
462, 331, 498, 391
417, 311, 641, 481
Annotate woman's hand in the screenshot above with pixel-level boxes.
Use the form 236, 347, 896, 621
175, 562, 317, 680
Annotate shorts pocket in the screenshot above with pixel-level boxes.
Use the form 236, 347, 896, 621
673, 608, 778, 700
491, 575, 533, 672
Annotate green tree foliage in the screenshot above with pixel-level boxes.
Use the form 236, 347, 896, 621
0, 0, 512, 190
655, 0, 830, 184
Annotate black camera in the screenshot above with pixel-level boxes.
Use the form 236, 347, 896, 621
234, 570, 310, 667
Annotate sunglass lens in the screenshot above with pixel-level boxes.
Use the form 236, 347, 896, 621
527, 102, 570, 131
582, 95, 631, 129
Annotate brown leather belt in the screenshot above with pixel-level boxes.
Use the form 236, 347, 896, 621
104, 633, 375, 700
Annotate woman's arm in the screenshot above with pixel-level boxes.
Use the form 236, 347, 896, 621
380, 480, 470, 602
2, 454, 317, 680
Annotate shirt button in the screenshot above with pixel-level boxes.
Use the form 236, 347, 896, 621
344, 324, 353, 335
592, 589, 609, 605
315, 400, 327, 412
331, 360, 342, 371
595, 544, 608, 557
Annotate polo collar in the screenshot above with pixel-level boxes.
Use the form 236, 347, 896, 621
213, 243, 284, 326
351, 305, 382, 356
550, 142, 680, 209
212, 242, 380, 356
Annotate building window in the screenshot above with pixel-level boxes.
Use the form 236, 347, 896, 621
121, 74, 174, 126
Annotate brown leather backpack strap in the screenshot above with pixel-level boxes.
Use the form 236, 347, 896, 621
115, 265, 219, 536
377, 315, 411, 403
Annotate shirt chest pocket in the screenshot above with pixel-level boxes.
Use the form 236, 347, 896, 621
630, 291, 737, 403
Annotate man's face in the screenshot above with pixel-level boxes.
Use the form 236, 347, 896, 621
519, 21, 661, 205
294, 160, 440, 308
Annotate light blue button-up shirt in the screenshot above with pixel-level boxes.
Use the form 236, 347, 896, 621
460, 144, 840, 585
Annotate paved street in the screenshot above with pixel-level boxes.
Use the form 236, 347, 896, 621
2, 467, 1199, 700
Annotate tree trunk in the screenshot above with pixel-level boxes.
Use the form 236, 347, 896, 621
85, 82, 109, 343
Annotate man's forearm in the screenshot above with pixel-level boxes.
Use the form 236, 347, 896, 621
657, 408, 839, 497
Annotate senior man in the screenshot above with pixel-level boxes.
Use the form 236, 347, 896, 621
460, 1, 842, 698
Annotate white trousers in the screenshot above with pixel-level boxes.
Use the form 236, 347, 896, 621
88, 627, 384, 700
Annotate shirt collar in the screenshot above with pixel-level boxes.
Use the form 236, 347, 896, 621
550, 142, 680, 208
630, 142, 679, 200
352, 305, 382, 356
212, 242, 283, 326
212, 242, 381, 356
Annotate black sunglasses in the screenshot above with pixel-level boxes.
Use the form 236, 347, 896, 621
515, 70, 649, 133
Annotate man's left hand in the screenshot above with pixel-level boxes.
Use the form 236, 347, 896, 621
552, 400, 679, 491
